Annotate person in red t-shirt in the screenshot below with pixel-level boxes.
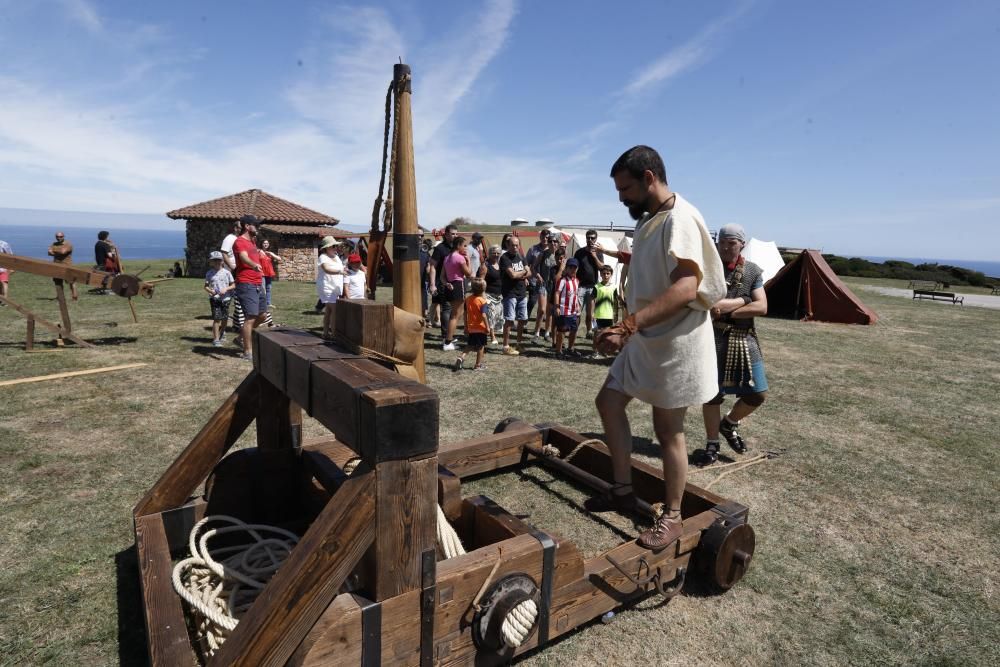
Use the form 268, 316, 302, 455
232, 215, 267, 360
258, 238, 282, 308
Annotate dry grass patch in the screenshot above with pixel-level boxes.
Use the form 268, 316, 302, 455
0, 266, 997, 665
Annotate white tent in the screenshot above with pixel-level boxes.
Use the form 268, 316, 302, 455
742, 238, 785, 284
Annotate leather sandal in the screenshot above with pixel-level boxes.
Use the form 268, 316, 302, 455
583, 483, 636, 513
719, 418, 747, 454
637, 513, 683, 550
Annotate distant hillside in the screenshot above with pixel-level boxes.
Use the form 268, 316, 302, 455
782, 253, 998, 286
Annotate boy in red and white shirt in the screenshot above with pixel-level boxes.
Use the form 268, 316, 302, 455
553, 258, 581, 357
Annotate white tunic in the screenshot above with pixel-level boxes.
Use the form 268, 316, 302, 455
316, 254, 344, 303
608, 194, 726, 409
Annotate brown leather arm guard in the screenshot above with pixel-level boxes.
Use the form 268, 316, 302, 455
594, 314, 637, 355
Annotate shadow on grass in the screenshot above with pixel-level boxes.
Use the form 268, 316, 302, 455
86, 335, 139, 346
115, 546, 150, 665
190, 344, 243, 359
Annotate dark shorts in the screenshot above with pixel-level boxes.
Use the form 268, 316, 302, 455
466, 333, 488, 350
596, 318, 614, 329
209, 298, 231, 321
235, 282, 266, 318
448, 279, 465, 302
556, 315, 579, 332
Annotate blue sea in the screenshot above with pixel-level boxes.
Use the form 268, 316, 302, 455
0, 224, 185, 261
861, 256, 1000, 278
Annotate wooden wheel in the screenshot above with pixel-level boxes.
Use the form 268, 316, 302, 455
493, 417, 525, 434
694, 517, 755, 591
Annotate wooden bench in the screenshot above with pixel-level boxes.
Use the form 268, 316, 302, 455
913, 289, 963, 304
908, 280, 942, 290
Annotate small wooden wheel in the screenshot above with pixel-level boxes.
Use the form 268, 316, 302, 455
493, 417, 525, 434
694, 518, 755, 591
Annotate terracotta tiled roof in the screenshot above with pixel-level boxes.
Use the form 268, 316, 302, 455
167, 189, 339, 225
260, 224, 343, 236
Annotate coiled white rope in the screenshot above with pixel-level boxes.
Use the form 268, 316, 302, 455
501, 598, 538, 647
436, 504, 466, 559
171, 515, 299, 657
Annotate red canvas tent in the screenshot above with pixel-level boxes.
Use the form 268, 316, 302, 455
765, 250, 878, 325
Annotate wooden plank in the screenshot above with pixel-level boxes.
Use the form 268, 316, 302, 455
335, 299, 395, 356
252, 327, 326, 391
437, 465, 462, 522
287, 594, 363, 666
301, 449, 348, 495
209, 473, 377, 667
0, 295, 95, 348
25, 317, 34, 351
372, 456, 437, 601
285, 343, 362, 412
463, 495, 535, 548
0, 363, 147, 388
54, 282, 72, 333
437, 428, 543, 477
134, 512, 198, 667
358, 383, 438, 462
134, 371, 259, 517
158, 499, 207, 553
309, 358, 437, 462
0, 253, 109, 287
254, 377, 303, 524
309, 357, 401, 452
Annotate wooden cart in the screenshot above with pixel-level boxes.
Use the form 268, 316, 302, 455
133, 322, 755, 666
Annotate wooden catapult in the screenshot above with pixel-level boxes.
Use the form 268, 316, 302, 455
131, 63, 755, 665
0, 254, 163, 349
132, 320, 756, 666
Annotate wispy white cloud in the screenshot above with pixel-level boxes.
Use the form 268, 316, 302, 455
620, 1, 753, 98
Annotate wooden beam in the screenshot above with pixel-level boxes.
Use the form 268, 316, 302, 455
437, 427, 543, 477
0, 253, 109, 287
209, 473, 376, 666
54, 282, 72, 333
0, 363, 146, 387
134, 512, 199, 667
133, 371, 259, 517
0, 295, 94, 348
372, 456, 437, 601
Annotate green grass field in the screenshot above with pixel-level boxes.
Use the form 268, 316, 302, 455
1, 263, 998, 665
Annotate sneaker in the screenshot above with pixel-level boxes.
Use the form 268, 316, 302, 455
637, 513, 683, 550
503, 346, 520, 356
585, 330, 595, 339
554, 349, 566, 358
452, 358, 464, 372
240, 353, 253, 362
583, 484, 637, 513
212, 339, 223, 347
719, 418, 747, 453
443, 341, 457, 351
568, 348, 583, 358
694, 442, 719, 467
473, 364, 487, 371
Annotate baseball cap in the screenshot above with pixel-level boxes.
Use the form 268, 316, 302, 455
565, 258, 579, 267
209, 251, 223, 260
348, 253, 362, 263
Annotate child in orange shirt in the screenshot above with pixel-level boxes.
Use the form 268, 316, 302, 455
453, 279, 489, 372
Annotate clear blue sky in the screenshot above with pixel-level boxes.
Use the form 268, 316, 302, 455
0, 0, 997, 259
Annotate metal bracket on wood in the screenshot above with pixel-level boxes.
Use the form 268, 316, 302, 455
530, 530, 555, 646
605, 554, 687, 601
419, 548, 436, 667
357, 595, 382, 667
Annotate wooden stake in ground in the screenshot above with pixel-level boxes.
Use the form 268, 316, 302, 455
0, 363, 147, 387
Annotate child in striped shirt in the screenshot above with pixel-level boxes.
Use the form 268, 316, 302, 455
553, 258, 581, 358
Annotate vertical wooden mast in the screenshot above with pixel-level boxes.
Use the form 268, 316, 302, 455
391, 63, 426, 382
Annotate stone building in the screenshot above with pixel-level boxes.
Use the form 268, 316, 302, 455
167, 189, 340, 280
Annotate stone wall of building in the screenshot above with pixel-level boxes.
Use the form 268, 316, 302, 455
185, 219, 232, 278
261, 232, 318, 282
183, 220, 320, 281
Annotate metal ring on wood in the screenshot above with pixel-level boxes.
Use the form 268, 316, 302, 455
472, 573, 541, 655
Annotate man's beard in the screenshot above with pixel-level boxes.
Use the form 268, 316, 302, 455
623, 197, 648, 221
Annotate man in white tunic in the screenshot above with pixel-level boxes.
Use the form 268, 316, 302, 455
589, 146, 726, 550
